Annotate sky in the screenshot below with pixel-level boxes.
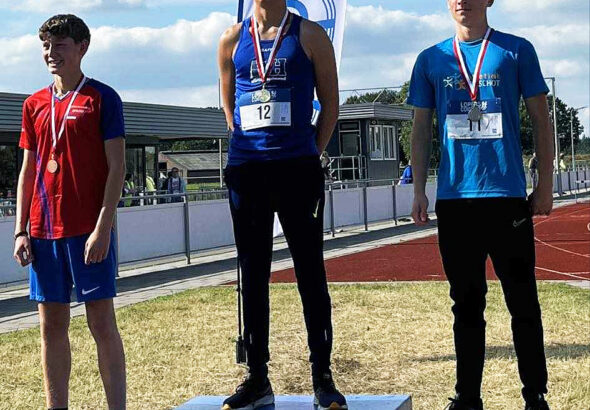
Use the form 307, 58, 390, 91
0, 0, 588, 135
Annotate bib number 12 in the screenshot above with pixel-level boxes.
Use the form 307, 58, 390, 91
257, 104, 271, 120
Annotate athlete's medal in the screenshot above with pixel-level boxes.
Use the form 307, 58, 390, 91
468, 104, 483, 122
49, 75, 87, 174
258, 86, 272, 103
452, 28, 493, 129
250, 10, 289, 101
47, 156, 59, 173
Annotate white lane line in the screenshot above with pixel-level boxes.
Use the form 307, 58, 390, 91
535, 266, 590, 280
534, 206, 590, 259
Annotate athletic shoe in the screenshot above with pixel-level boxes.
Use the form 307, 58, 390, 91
222, 372, 274, 410
445, 394, 484, 410
524, 394, 550, 410
313, 371, 348, 410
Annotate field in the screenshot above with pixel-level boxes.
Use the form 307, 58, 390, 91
1, 282, 588, 410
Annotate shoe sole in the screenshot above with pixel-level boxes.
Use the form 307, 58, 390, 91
222, 393, 275, 410
313, 396, 348, 410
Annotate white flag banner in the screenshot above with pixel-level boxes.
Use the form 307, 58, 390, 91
237, 0, 347, 72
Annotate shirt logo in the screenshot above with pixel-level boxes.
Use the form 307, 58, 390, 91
250, 58, 287, 83
513, 218, 527, 228
81, 286, 100, 295
445, 73, 502, 90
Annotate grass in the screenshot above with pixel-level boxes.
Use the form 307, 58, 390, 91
0, 282, 588, 410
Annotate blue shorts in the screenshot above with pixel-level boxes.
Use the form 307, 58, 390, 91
29, 231, 117, 303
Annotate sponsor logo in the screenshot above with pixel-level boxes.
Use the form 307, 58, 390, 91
513, 218, 527, 228
81, 286, 100, 296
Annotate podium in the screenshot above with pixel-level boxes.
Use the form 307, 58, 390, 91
176, 395, 412, 409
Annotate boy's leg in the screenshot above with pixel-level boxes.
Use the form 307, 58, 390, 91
276, 157, 332, 375
436, 199, 489, 401
86, 299, 126, 410
64, 231, 125, 408
488, 198, 548, 401
226, 164, 275, 374
39, 302, 71, 409
30, 238, 74, 408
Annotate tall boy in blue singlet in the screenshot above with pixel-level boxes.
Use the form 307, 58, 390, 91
217, 0, 347, 409
408, 1, 554, 409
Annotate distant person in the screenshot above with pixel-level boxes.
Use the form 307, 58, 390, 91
320, 151, 332, 180
408, 0, 553, 409
558, 152, 566, 172
12, 14, 126, 409
528, 153, 538, 189
122, 173, 136, 207
145, 174, 156, 204
399, 161, 413, 185
167, 167, 186, 203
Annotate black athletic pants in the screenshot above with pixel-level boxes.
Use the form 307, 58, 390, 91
435, 198, 548, 401
225, 156, 333, 377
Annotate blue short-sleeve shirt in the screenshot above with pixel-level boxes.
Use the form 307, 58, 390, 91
407, 30, 548, 199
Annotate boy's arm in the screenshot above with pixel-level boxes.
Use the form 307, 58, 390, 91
525, 94, 553, 215
410, 108, 434, 225
13, 149, 36, 266
84, 137, 126, 265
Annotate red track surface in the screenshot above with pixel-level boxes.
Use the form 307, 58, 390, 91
270, 202, 590, 283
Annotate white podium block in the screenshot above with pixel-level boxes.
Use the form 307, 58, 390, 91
176, 395, 412, 409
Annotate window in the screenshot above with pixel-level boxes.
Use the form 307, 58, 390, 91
383, 125, 396, 160
369, 124, 396, 160
369, 125, 383, 159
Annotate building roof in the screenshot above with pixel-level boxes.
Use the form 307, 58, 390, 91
160, 151, 228, 171
0, 91, 228, 140
338, 103, 413, 121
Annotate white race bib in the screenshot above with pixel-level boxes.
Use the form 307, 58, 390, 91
446, 98, 503, 140
238, 88, 291, 131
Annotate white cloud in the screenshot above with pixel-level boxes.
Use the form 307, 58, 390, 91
0, 3, 587, 138
0, 12, 234, 93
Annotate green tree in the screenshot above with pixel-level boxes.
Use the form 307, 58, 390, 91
520, 95, 583, 154
160, 139, 228, 152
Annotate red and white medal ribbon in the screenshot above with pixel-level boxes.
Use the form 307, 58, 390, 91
452, 27, 492, 102
50, 75, 87, 152
250, 10, 289, 86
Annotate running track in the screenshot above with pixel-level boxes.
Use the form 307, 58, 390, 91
270, 202, 590, 283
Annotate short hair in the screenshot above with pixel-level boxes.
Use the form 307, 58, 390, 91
38, 14, 91, 43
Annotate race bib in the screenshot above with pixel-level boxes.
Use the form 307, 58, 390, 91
238, 88, 291, 131
446, 98, 503, 139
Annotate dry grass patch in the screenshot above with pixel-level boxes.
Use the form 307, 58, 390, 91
0, 282, 588, 409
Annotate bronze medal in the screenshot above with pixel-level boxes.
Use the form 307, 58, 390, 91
47, 159, 59, 173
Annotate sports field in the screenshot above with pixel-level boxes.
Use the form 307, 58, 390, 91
271, 202, 590, 283
0, 202, 588, 410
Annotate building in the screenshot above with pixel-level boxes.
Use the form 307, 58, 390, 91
0, 92, 228, 199
1, 92, 413, 200
325, 102, 413, 181
159, 150, 228, 188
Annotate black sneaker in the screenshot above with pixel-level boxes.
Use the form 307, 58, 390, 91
524, 394, 550, 410
222, 373, 274, 410
313, 371, 348, 410
445, 394, 484, 410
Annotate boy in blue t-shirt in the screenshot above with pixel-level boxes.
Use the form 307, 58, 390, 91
407, 1, 554, 409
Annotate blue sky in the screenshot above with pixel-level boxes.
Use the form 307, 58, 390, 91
0, 0, 588, 134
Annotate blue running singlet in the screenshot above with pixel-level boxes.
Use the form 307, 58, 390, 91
229, 14, 318, 165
